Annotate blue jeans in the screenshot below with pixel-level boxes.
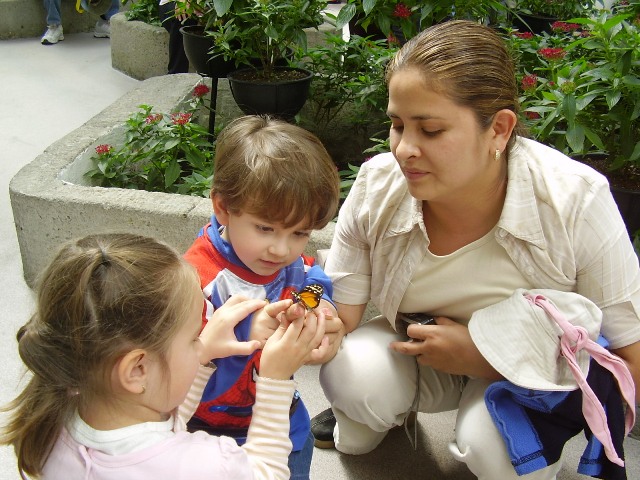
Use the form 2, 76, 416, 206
43, 0, 119, 26
288, 431, 314, 479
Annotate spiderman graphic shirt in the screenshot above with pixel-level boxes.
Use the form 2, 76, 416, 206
183, 215, 334, 450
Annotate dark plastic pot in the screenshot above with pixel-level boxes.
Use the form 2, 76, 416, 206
227, 67, 314, 120
512, 12, 558, 34
180, 25, 236, 78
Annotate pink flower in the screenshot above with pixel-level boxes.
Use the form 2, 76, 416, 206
513, 31, 533, 39
538, 47, 566, 60
95, 144, 112, 155
525, 111, 541, 120
145, 113, 163, 124
393, 3, 412, 19
387, 34, 400, 45
521, 74, 538, 91
192, 84, 211, 98
171, 112, 192, 125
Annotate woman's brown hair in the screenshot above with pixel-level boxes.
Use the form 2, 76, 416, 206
386, 20, 526, 149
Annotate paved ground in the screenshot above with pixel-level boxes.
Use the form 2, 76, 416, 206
0, 31, 638, 480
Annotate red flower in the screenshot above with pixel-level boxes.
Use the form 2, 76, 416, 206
171, 112, 193, 125
393, 3, 412, 19
551, 21, 580, 32
145, 113, 163, 124
192, 84, 211, 98
95, 144, 112, 155
538, 47, 566, 60
521, 74, 538, 91
387, 34, 400, 45
513, 31, 533, 39
525, 111, 541, 120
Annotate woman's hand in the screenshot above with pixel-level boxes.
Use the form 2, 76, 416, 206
389, 317, 502, 380
260, 305, 329, 380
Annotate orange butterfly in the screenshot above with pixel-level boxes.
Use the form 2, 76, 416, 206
290, 284, 324, 311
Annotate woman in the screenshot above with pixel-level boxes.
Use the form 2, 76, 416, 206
313, 20, 640, 479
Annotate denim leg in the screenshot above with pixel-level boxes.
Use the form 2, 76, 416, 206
288, 431, 313, 480
105, 0, 120, 20
43, 0, 62, 25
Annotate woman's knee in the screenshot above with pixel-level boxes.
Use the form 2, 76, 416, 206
319, 318, 417, 423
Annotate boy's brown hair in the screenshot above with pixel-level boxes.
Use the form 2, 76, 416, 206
212, 115, 340, 229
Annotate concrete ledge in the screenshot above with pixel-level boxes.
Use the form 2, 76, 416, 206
9, 73, 334, 287
0, 0, 98, 39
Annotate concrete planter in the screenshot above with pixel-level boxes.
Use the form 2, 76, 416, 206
110, 13, 169, 80
9, 74, 334, 287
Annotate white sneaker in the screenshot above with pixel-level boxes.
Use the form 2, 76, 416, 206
94, 19, 111, 38
41, 25, 64, 45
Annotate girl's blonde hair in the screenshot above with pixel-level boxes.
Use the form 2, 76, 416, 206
212, 115, 340, 229
1, 233, 199, 478
386, 20, 526, 150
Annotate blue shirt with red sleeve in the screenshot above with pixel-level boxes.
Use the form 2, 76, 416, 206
183, 215, 333, 451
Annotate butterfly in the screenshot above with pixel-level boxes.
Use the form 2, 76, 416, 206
290, 284, 324, 311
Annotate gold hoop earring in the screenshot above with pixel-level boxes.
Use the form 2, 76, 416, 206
495, 149, 501, 161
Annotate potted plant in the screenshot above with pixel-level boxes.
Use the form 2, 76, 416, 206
512, 0, 594, 33
505, 9, 640, 234
332, 0, 507, 45
204, 0, 328, 118
176, 0, 241, 78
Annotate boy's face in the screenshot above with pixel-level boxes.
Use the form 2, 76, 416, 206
217, 208, 312, 276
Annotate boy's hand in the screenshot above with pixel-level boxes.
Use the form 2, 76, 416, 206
199, 295, 267, 364
249, 299, 294, 347
260, 308, 329, 380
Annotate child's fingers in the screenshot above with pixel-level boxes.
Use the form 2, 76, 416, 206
218, 297, 268, 326
225, 339, 261, 357
299, 309, 326, 348
306, 335, 330, 363
264, 299, 293, 319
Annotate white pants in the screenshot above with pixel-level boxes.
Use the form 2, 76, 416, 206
319, 316, 563, 479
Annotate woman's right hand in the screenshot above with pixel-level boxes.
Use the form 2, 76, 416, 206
260, 308, 328, 380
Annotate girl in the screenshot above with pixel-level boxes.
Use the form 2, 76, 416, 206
1, 233, 327, 479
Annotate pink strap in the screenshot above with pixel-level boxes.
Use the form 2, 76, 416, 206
525, 293, 636, 467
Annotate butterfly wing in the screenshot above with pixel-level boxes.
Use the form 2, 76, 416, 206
291, 284, 324, 310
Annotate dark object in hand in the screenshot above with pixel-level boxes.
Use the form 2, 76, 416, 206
395, 312, 435, 338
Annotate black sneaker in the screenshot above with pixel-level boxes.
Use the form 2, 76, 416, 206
311, 408, 336, 449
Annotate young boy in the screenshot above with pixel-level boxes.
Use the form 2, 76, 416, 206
183, 115, 341, 478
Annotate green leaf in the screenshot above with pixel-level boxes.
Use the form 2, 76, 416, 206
362, 0, 378, 16
335, 3, 356, 29
566, 124, 585, 153
213, 0, 233, 17
164, 161, 181, 188
563, 94, 576, 123
606, 90, 622, 110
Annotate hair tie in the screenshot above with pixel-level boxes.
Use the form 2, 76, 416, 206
99, 247, 109, 265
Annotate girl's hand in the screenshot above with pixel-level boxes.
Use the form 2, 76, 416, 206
305, 300, 345, 364
249, 299, 295, 347
199, 295, 268, 364
260, 308, 329, 380
389, 317, 502, 380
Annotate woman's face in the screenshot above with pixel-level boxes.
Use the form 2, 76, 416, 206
387, 68, 498, 204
